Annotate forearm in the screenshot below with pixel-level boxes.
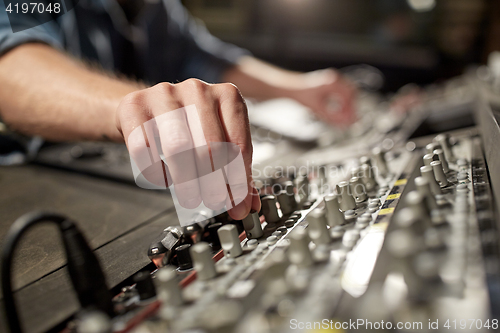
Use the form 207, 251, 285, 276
222, 56, 303, 100
0, 43, 143, 142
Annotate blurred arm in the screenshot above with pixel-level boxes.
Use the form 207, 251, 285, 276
0, 44, 143, 142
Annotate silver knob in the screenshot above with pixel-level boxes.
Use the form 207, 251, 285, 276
372, 147, 389, 177
359, 155, 372, 168
242, 210, 263, 239
433, 149, 449, 173
307, 209, 331, 245
324, 194, 345, 227
294, 175, 309, 205
288, 228, 314, 267
261, 195, 281, 223
426, 142, 441, 154
277, 190, 295, 215
350, 176, 367, 202
218, 224, 243, 258
420, 165, 442, 195
414, 176, 437, 210
430, 160, 448, 187
404, 191, 432, 228
434, 134, 454, 161
360, 163, 377, 190
342, 229, 360, 248
423, 153, 436, 167
156, 267, 183, 306
337, 181, 356, 212
190, 242, 217, 280
395, 207, 426, 236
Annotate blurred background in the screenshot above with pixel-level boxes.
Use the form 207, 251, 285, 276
182, 0, 500, 92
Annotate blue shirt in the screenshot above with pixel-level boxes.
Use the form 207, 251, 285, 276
0, 0, 250, 83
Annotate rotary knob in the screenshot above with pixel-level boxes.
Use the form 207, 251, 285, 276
337, 181, 356, 212
242, 210, 263, 239
190, 242, 217, 280
217, 224, 243, 258
277, 190, 295, 215
307, 209, 331, 245
360, 163, 377, 190
372, 147, 389, 177
414, 176, 437, 210
350, 176, 367, 202
405, 191, 432, 228
420, 166, 442, 195
288, 228, 314, 267
175, 244, 193, 270
156, 267, 183, 306
324, 194, 345, 227
434, 134, 454, 162
261, 195, 281, 223
431, 161, 448, 187
433, 149, 449, 173
423, 153, 437, 167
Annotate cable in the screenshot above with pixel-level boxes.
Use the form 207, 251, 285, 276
1, 211, 114, 333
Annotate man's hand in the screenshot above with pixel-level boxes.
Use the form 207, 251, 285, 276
286, 69, 357, 127
223, 57, 357, 128
115, 79, 260, 220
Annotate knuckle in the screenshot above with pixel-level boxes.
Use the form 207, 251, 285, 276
120, 91, 146, 106
183, 78, 207, 93
155, 82, 175, 94
220, 83, 242, 99
164, 133, 192, 156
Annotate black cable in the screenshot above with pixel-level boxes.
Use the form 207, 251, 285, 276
1, 211, 114, 333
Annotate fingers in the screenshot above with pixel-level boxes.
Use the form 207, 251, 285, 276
117, 80, 256, 220
117, 93, 169, 189
214, 83, 255, 220
177, 80, 230, 211
151, 85, 202, 209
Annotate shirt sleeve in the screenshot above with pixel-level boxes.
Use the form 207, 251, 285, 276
0, 1, 64, 56
163, 0, 251, 83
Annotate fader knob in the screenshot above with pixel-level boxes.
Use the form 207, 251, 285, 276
156, 267, 183, 306
433, 149, 449, 173
337, 181, 356, 212
288, 228, 314, 267
242, 210, 263, 239
261, 195, 281, 223
350, 176, 367, 202
324, 194, 345, 227
431, 161, 448, 187
414, 176, 437, 210
190, 242, 217, 280
307, 209, 331, 245
372, 147, 389, 177
217, 224, 243, 258
420, 166, 442, 195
